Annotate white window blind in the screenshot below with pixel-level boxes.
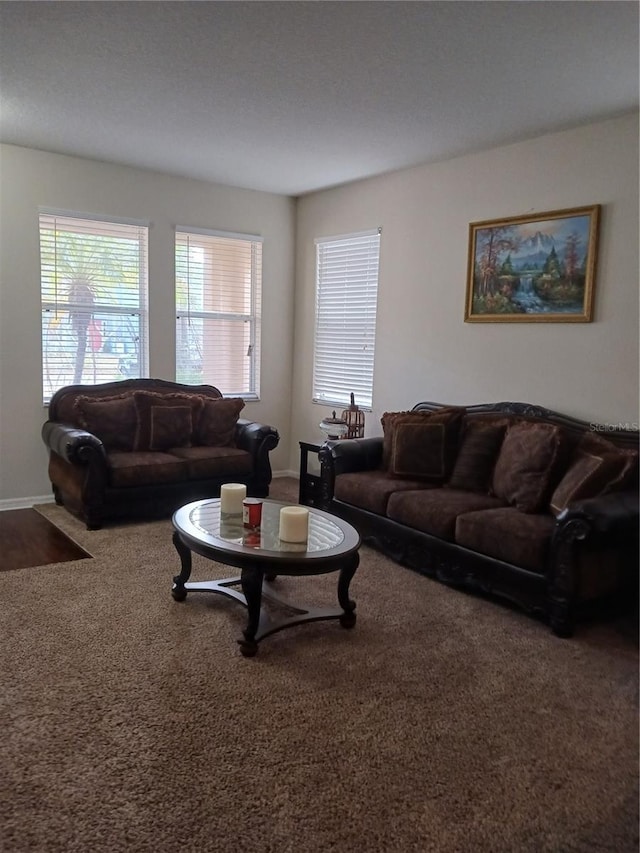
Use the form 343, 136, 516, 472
39, 212, 149, 405
313, 229, 380, 409
175, 228, 262, 398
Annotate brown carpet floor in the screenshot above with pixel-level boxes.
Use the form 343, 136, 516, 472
1, 478, 637, 853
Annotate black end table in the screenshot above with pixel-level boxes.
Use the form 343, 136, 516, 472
298, 440, 324, 506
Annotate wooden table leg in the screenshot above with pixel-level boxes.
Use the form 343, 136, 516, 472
238, 567, 265, 656
337, 552, 359, 628
171, 532, 192, 602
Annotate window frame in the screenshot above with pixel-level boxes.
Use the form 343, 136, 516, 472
39, 209, 149, 405
175, 226, 263, 400
312, 228, 381, 411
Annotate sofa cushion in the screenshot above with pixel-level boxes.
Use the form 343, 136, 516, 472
334, 471, 436, 516
73, 393, 137, 452
549, 435, 638, 515
168, 446, 253, 480
133, 391, 204, 451
381, 407, 464, 478
107, 451, 189, 488
194, 398, 245, 447
446, 421, 507, 493
455, 507, 555, 574
579, 433, 638, 487
387, 488, 504, 541
491, 421, 566, 513
152, 406, 193, 451
460, 413, 514, 429
389, 421, 448, 480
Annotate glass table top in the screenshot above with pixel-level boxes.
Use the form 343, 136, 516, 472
173, 498, 358, 557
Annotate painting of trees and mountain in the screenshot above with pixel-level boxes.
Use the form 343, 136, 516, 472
465, 205, 599, 322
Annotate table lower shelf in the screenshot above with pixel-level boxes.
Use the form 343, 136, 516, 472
172, 574, 356, 657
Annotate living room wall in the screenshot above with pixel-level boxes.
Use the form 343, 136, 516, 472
292, 113, 639, 468
1, 113, 638, 504
0, 145, 296, 505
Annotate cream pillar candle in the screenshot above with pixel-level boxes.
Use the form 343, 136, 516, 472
279, 506, 310, 543
220, 483, 246, 515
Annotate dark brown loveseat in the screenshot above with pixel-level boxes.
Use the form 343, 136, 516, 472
318, 401, 639, 637
42, 378, 280, 529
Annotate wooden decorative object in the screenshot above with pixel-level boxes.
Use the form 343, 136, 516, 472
341, 393, 365, 439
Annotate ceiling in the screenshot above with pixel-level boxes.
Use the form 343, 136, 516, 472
0, 1, 638, 197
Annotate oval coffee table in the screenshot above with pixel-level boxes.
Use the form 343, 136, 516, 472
171, 498, 361, 656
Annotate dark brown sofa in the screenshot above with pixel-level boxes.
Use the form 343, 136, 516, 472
42, 378, 279, 529
318, 401, 639, 637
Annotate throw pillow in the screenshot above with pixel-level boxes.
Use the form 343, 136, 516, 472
149, 405, 193, 451
578, 433, 639, 491
133, 391, 204, 451
194, 397, 245, 447
381, 407, 464, 479
548, 432, 638, 515
73, 394, 137, 452
389, 421, 446, 480
549, 450, 632, 515
491, 421, 566, 513
446, 421, 507, 493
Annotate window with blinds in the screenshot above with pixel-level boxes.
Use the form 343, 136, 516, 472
175, 228, 262, 398
40, 212, 149, 405
313, 229, 380, 410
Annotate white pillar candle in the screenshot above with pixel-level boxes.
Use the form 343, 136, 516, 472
220, 483, 246, 515
279, 506, 310, 543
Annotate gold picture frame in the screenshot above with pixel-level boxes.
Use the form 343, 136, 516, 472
465, 205, 600, 322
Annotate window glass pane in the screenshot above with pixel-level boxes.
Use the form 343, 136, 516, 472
42, 310, 142, 401
176, 230, 261, 397
39, 213, 148, 404
176, 316, 251, 392
313, 231, 380, 409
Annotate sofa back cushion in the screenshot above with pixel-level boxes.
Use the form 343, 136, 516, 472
389, 421, 448, 480
133, 391, 204, 451
446, 421, 507, 493
49, 379, 223, 425
491, 421, 566, 513
381, 407, 464, 481
73, 393, 137, 452
549, 433, 638, 515
579, 433, 639, 480
194, 398, 245, 447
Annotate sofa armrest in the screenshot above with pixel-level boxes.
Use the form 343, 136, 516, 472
548, 490, 638, 637
318, 437, 383, 505
41, 421, 107, 465
234, 419, 280, 493
319, 437, 383, 476
556, 490, 639, 537
235, 418, 280, 454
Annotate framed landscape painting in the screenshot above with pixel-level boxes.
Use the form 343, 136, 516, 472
465, 205, 600, 322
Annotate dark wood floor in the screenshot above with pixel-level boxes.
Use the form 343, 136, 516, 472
0, 508, 90, 571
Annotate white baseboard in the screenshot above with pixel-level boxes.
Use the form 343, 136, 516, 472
273, 470, 299, 479
0, 495, 53, 511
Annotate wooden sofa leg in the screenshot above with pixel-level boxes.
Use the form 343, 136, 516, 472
549, 599, 575, 638
84, 509, 103, 531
